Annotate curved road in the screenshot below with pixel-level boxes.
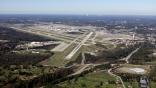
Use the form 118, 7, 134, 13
108, 47, 140, 88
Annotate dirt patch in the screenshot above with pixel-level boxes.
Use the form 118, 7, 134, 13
115, 64, 150, 75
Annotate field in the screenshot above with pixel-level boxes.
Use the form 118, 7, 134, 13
45, 71, 116, 88
0, 49, 52, 65
39, 43, 77, 66
124, 79, 156, 88
150, 81, 156, 88
124, 80, 139, 88
130, 43, 156, 65
0, 27, 53, 41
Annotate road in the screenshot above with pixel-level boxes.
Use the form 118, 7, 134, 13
65, 32, 93, 60
91, 32, 97, 44
122, 47, 140, 63
68, 63, 102, 77
81, 52, 85, 65
51, 42, 69, 52
108, 68, 126, 88
108, 47, 140, 88
69, 64, 90, 76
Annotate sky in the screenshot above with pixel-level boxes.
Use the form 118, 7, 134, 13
0, 0, 156, 15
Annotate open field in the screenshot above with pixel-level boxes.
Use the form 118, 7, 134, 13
39, 43, 77, 66
124, 80, 139, 88
0, 49, 52, 65
51, 42, 69, 52
0, 27, 53, 41
115, 64, 150, 75
150, 81, 156, 88
0, 14, 156, 88
130, 43, 156, 65
46, 71, 116, 88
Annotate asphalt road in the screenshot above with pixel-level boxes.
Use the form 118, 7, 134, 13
65, 32, 93, 60
108, 47, 140, 88
122, 47, 140, 63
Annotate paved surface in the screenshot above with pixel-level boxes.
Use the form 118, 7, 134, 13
122, 47, 140, 63
108, 47, 140, 88
51, 42, 69, 52
65, 32, 93, 60
108, 68, 126, 88
69, 64, 90, 76
68, 63, 101, 76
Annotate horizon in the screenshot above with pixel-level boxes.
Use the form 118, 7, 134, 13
0, 14, 156, 17
0, 0, 156, 15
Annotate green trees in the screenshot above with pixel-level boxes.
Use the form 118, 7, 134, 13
149, 66, 156, 82
130, 42, 156, 64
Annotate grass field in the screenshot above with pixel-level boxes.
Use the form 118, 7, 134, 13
40, 43, 77, 66
45, 71, 116, 88
124, 80, 139, 88
124, 80, 156, 88
83, 44, 101, 52
40, 43, 99, 67
149, 81, 156, 88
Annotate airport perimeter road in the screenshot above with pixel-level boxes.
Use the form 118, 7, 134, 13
28, 27, 76, 40
69, 64, 90, 76
65, 32, 93, 60
107, 47, 141, 88
123, 47, 140, 63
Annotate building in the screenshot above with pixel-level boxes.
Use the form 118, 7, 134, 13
140, 76, 149, 88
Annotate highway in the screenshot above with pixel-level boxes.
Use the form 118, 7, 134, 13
28, 27, 76, 40
65, 32, 93, 60
51, 42, 69, 52
68, 63, 102, 77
